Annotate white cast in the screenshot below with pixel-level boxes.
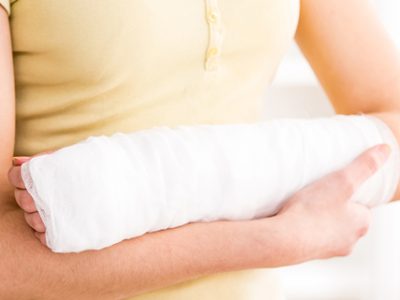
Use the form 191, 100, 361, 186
21, 115, 400, 253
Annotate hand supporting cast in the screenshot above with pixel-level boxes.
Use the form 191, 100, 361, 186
8, 115, 400, 253
274, 143, 391, 262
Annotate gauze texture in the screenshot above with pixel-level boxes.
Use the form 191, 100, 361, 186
21, 115, 400, 253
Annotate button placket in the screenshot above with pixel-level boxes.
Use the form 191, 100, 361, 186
204, 0, 224, 71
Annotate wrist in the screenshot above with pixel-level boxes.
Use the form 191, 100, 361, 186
188, 217, 303, 273
250, 215, 315, 268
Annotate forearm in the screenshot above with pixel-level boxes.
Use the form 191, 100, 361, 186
0, 192, 290, 300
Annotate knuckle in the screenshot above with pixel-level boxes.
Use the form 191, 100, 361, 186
357, 214, 371, 237
348, 205, 371, 238
357, 223, 370, 238
362, 155, 379, 174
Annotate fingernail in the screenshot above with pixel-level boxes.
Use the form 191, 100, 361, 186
12, 156, 30, 166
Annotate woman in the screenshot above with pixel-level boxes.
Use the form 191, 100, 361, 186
2, 0, 400, 299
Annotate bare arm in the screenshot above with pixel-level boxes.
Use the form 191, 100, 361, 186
0, 8, 325, 300
295, 0, 400, 199
2, 204, 295, 299
1, 4, 387, 299
4, 149, 386, 299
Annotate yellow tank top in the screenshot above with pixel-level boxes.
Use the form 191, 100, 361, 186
3, 0, 299, 298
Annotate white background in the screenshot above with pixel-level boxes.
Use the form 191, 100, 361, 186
265, 1, 400, 299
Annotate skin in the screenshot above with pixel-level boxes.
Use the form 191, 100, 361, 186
1, 0, 400, 299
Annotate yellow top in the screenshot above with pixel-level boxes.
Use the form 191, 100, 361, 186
3, 0, 299, 298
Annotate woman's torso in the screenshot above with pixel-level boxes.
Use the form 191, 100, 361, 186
9, 0, 299, 298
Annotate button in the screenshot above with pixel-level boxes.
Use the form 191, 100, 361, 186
206, 47, 219, 59
207, 10, 219, 23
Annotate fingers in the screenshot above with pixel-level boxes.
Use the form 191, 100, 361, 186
8, 166, 25, 189
336, 144, 391, 198
10, 150, 56, 187
14, 188, 37, 213
34, 232, 47, 246
11, 154, 48, 247
24, 212, 46, 233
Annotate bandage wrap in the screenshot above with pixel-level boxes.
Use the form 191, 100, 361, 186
21, 115, 400, 253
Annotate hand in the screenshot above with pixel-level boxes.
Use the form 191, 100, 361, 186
274, 144, 391, 263
8, 151, 54, 246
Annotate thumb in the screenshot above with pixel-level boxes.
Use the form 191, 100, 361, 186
340, 143, 391, 197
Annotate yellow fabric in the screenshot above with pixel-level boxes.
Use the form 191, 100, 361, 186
10, 0, 299, 298
135, 269, 286, 300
